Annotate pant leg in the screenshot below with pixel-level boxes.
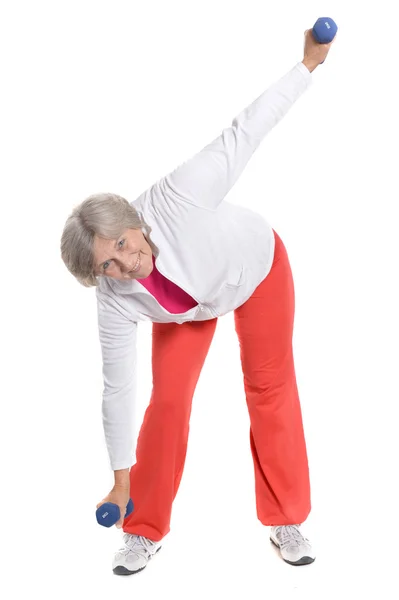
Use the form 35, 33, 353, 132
123, 318, 218, 541
234, 230, 311, 525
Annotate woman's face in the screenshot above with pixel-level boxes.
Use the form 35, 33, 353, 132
93, 228, 154, 280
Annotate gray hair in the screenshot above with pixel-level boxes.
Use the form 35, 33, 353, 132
60, 193, 159, 287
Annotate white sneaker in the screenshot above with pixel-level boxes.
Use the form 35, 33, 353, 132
112, 533, 162, 575
270, 525, 315, 566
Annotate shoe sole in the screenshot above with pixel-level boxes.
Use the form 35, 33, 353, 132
113, 546, 162, 576
270, 538, 315, 566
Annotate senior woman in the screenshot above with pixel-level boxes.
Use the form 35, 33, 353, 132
61, 30, 333, 575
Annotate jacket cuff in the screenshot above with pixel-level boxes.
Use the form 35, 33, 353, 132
295, 61, 313, 83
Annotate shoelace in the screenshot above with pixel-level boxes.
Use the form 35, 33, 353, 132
120, 534, 156, 558
276, 525, 308, 550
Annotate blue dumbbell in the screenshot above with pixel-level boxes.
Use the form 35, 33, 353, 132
312, 18, 338, 64
312, 17, 338, 44
96, 498, 134, 527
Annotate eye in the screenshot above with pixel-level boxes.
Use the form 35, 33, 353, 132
101, 239, 125, 272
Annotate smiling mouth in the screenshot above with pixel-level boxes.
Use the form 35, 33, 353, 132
130, 254, 141, 273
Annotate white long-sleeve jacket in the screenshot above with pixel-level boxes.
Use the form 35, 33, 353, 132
96, 62, 313, 470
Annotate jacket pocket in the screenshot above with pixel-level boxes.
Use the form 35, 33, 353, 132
224, 265, 244, 289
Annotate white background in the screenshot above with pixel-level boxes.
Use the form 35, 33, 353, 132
1, 0, 398, 597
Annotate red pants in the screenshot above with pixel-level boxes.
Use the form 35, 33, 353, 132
123, 230, 311, 540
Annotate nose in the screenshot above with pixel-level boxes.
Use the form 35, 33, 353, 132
121, 253, 138, 275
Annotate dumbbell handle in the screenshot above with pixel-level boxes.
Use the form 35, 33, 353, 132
96, 498, 134, 528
